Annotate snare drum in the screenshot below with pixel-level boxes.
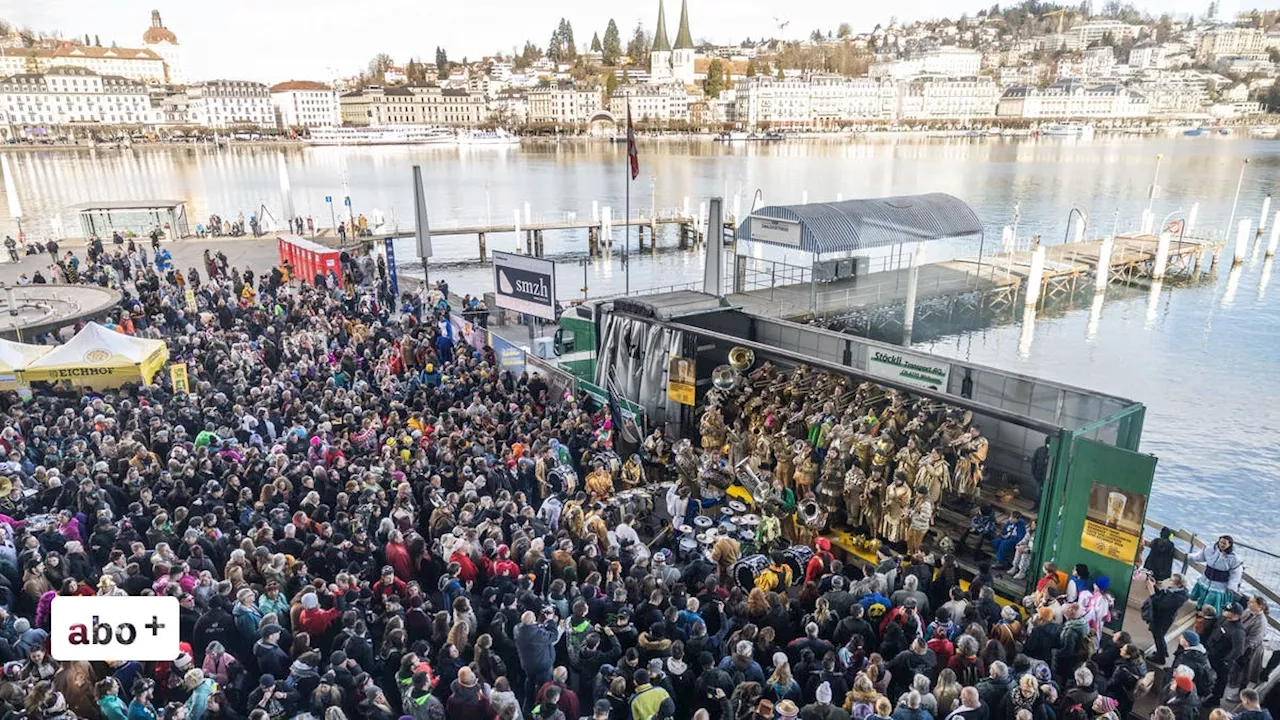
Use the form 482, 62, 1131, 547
782, 545, 816, 584
731, 554, 771, 590
678, 536, 699, 560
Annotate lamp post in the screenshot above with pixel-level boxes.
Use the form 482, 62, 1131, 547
1146, 153, 1163, 215
1224, 157, 1250, 242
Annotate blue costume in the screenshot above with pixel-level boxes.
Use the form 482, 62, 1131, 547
992, 517, 1026, 565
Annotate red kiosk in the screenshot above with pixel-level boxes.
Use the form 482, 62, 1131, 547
277, 234, 341, 285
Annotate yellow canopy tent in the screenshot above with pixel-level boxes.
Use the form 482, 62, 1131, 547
0, 338, 52, 390
22, 322, 169, 388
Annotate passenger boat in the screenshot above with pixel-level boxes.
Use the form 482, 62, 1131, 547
305, 126, 457, 146
1041, 123, 1094, 138
1251, 125, 1277, 138
457, 129, 520, 146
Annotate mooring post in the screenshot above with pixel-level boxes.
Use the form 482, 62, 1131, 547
1095, 236, 1113, 291
903, 245, 924, 346
523, 202, 531, 225
535, 230, 544, 257
1235, 219, 1250, 265
1152, 232, 1172, 280
1140, 209, 1154, 235
478, 232, 487, 263
1187, 203, 1199, 235
1268, 212, 1280, 258
1025, 245, 1047, 308
592, 200, 599, 223
526, 230, 533, 255
683, 196, 690, 219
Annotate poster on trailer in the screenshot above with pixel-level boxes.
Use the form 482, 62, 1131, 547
492, 251, 557, 321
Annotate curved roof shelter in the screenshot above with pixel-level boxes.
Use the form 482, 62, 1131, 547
736, 192, 983, 256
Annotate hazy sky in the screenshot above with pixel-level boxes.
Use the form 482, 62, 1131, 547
5, 0, 1235, 83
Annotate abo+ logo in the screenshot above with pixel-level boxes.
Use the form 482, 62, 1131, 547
52, 596, 180, 661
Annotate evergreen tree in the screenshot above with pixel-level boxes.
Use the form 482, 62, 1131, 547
626, 24, 650, 67
591, 32, 602, 53
94, 34, 101, 47
776, 65, 785, 79
603, 19, 622, 66
605, 71, 618, 98
435, 47, 449, 77
704, 59, 726, 98
746, 58, 758, 77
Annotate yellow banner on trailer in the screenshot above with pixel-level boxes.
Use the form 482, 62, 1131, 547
21, 322, 169, 388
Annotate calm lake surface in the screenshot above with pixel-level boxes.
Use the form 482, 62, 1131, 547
1, 135, 1277, 551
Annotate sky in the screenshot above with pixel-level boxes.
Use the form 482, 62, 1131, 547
3, 0, 1240, 83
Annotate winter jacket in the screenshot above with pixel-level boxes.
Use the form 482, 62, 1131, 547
445, 680, 498, 720
514, 620, 559, 675
253, 639, 290, 680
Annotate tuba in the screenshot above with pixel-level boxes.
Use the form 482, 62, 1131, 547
734, 458, 771, 506
798, 498, 827, 529
729, 346, 755, 372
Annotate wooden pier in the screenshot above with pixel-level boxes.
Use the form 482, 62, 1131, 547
729, 232, 1225, 323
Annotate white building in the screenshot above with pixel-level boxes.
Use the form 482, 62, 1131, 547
898, 75, 999, 120
996, 80, 1149, 118
1128, 43, 1167, 70
141, 10, 183, 84
488, 89, 528, 125
1134, 72, 1210, 115
1198, 27, 1268, 61
270, 80, 339, 129
0, 44, 168, 84
1042, 20, 1141, 52
610, 83, 689, 123
0, 67, 152, 139
734, 78, 812, 128
871, 47, 983, 79
187, 79, 274, 129
526, 86, 601, 125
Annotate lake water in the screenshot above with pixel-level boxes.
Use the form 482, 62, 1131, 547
1, 135, 1278, 551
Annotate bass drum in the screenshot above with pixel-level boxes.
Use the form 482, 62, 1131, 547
548, 464, 579, 494
594, 450, 622, 477
732, 554, 771, 591
782, 545, 815, 584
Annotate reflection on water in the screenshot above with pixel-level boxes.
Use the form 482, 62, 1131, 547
3, 135, 1280, 543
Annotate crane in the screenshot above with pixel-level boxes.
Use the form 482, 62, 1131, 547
1040, 8, 1069, 34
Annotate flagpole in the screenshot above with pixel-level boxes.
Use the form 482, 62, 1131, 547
625, 146, 631, 297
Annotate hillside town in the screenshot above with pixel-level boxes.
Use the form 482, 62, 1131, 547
3, 1, 1280, 140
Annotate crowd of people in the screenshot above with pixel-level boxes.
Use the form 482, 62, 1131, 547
0, 239, 1273, 720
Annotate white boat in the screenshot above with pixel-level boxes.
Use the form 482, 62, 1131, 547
457, 129, 521, 146
305, 126, 457, 146
1251, 125, 1277, 138
714, 131, 751, 142
1041, 122, 1095, 138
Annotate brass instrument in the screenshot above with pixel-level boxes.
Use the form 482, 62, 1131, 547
712, 365, 737, 391
728, 346, 755, 372
798, 498, 826, 529
734, 458, 771, 505
712, 346, 756, 392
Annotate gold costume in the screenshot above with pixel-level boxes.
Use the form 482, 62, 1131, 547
710, 537, 741, 579
953, 435, 988, 497
794, 444, 816, 495
620, 459, 644, 489
915, 455, 949, 504
880, 479, 913, 543
843, 465, 867, 529
585, 469, 614, 501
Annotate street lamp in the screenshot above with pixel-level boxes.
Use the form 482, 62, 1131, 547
1146, 153, 1163, 215
1224, 157, 1250, 242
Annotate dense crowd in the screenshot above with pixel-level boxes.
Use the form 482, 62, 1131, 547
0, 241, 1274, 720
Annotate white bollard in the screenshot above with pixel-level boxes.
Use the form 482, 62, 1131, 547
683, 196, 690, 218
1140, 209, 1154, 235
1025, 245, 1047, 308
1187, 203, 1199, 235
1001, 226, 1014, 254
592, 200, 599, 223
1235, 219, 1251, 264
1071, 222, 1085, 245
514, 209, 521, 251
1261, 196, 1272, 231
1268, 212, 1280, 258
903, 245, 925, 345
1152, 232, 1172, 279
523, 202, 531, 225
1096, 237, 1113, 291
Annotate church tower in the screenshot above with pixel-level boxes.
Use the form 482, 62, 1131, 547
650, 0, 672, 83
671, 0, 696, 85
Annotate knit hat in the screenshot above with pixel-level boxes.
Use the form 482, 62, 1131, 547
1094, 576, 1110, 593
1182, 630, 1200, 646
816, 682, 833, 704
260, 623, 283, 639
301, 593, 320, 610
1093, 697, 1119, 714
260, 674, 276, 688
1175, 675, 1194, 693
183, 669, 204, 688
815, 537, 830, 551
13, 619, 29, 634
1037, 607, 1054, 623
330, 650, 348, 665
777, 700, 800, 718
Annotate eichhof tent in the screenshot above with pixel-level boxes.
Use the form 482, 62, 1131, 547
22, 322, 169, 388
0, 338, 52, 390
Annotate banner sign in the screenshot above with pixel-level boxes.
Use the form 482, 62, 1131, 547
866, 348, 951, 391
184, 288, 197, 315
749, 215, 803, 247
667, 356, 696, 406
448, 313, 488, 352
169, 363, 190, 395
384, 237, 400, 299
490, 333, 527, 377
1080, 481, 1147, 563
493, 251, 556, 320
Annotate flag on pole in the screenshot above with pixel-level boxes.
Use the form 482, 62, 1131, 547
626, 104, 639, 181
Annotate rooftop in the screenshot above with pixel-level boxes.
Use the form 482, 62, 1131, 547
270, 80, 331, 92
